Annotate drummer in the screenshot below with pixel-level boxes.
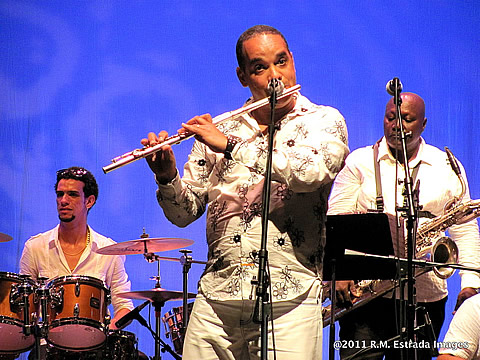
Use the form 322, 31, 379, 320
19, 167, 134, 329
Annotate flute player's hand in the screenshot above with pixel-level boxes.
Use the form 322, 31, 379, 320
181, 114, 228, 154
141, 131, 177, 184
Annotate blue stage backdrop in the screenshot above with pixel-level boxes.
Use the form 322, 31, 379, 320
1, 1, 479, 359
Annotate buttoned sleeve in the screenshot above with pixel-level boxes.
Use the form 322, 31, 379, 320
155, 141, 211, 228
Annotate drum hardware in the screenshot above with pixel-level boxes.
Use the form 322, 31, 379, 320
0, 272, 36, 354
162, 302, 194, 355
9, 274, 35, 337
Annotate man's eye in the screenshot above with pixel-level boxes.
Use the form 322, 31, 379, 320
254, 64, 264, 73
277, 58, 287, 65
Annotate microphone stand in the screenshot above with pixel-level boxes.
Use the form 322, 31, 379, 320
391, 78, 417, 360
253, 80, 280, 360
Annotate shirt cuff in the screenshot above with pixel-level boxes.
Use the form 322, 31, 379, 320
155, 169, 179, 187
460, 271, 480, 290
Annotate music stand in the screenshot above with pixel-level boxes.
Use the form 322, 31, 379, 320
323, 213, 396, 360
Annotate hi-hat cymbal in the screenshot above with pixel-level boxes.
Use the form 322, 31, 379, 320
118, 288, 197, 303
0, 233, 13, 242
95, 237, 194, 255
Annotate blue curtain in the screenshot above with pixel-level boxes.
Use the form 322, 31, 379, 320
1, 1, 479, 358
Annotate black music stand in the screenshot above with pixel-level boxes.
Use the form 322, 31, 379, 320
323, 213, 396, 360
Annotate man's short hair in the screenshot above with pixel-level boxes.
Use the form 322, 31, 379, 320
236, 25, 290, 70
55, 167, 99, 205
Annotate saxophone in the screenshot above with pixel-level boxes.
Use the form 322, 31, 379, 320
322, 147, 480, 326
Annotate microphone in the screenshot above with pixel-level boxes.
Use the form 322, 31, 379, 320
267, 79, 285, 98
115, 300, 149, 328
386, 78, 403, 96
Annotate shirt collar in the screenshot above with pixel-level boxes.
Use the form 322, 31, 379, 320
378, 136, 432, 168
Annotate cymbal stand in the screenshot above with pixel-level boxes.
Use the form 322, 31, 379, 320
179, 249, 192, 331
148, 255, 164, 360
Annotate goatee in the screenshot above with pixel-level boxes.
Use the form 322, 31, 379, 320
59, 215, 76, 223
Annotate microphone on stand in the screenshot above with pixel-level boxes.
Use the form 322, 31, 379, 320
115, 300, 150, 328
267, 78, 285, 98
386, 78, 403, 96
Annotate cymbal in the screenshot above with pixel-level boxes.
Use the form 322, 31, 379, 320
0, 233, 13, 242
118, 288, 197, 303
95, 237, 194, 255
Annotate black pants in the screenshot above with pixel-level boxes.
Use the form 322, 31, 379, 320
338, 296, 447, 360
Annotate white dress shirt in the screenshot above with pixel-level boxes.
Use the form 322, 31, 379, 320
19, 225, 134, 314
156, 92, 349, 302
328, 137, 480, 302
439, 293, 480, 359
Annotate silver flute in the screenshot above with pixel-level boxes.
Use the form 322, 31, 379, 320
103, 84, 301, 173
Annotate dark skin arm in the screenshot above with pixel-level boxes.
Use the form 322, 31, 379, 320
454, 287, 478, 314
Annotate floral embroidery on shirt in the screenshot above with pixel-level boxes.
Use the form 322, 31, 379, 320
158, 95, 349, 302
194, 158, 210, 184
291, 154, 315, 178
238, 184, 249, 199
255, 137, 268, 159
210, 249, 225, 277
284, 217, 305, 247
181, 184, 198, 215
276, 184, 293, 201
307, 247, 324, 267
231, 231, 242, 246
319, 143, 341, 173
249, 164, 263, 181
273, 234, 290, 251
216, 158, 236, 184
217, 119, 242, 135
227, 276, 241, 296
208, 200, 228, 232
240, 201, 262, 231
283, 123, 308, 149
272, 266, 303, 300
325, 119, 348, 145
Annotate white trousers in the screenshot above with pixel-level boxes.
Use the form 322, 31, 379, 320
183, 280, 322, 360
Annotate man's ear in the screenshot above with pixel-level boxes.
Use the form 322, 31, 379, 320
85, 195, 96, 210
236, 67, 248, 87
422, 117, 427, 131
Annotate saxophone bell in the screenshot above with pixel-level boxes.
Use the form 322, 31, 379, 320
429, 236, 458, 279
